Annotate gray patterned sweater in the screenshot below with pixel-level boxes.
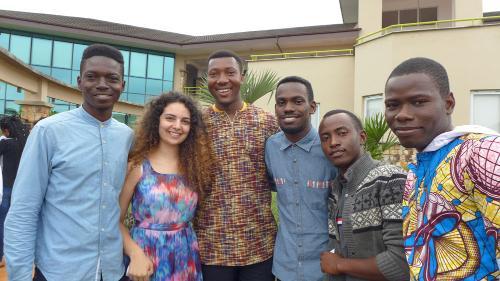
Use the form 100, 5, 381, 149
327, 152, 409, 281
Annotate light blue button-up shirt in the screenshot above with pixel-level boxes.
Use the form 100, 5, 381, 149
4, 107, 133, 281
265, 128, 336, 281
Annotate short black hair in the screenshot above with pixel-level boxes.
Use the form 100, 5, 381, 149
276, 76, 314, 102
322, 109, 363, 132
207, 50, 245, 73
80, 44, 124, 76
386, 57, 450, 96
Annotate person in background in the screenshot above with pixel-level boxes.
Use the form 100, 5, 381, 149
319, 109, 409, 281
265, 76, 336, 281
119, 92, 212, 281
4, 44, 133, 281
385, 57, 499, 280
0, 115, 29, 268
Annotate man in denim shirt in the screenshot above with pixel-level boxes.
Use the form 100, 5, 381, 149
265, 76, 336, 281
4, 44, 133, 281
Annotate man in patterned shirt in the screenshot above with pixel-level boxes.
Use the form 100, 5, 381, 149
385, 57, 499, 280
194, 50, 277, 281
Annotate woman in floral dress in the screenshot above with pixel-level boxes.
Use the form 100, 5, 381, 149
119, 92, 213, 281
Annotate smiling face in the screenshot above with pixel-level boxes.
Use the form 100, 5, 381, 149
319, 113, 366, 174
158, 102, 191, 147
78, 56, 124, 121
385, 73, 454, 151
207, 57, 243, 110
275, 82, 316, 142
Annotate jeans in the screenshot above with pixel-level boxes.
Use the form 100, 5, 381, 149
202, 257, 274, 281
0, 186, 12, 258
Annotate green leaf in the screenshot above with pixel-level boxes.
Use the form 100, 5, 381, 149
363, 113, 398, 160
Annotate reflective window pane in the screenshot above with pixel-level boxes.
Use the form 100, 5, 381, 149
51, 68, 72, 84
163, 56, 174, 81
128, 77, 146, 94
31, 38, 52, 66
5, 101, 20, 115
163, 81, 173, 92
119, 92, 128, 101
0, 100, 4, 114
120, 50, 130, 76
130, 52, 146, 77
33, 65, 51, 76
146, 79, 163, 95
53, 41, 72, 69
147, 54, 163, 79
473, 93, 500, 132
6, 84, 24, 100
364, 95, 384, 118
10, 35, 31, 63
0, 32, 10, 49
128, 93, 145, 104
72, 44, 87, 70
0, 82, 6, 99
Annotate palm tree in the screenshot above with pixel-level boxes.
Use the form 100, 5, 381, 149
363, 113, 398, 160
187, 69, 279, 105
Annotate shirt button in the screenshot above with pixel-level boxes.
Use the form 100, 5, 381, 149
102, 140, 107, 144
293, 159, 297, 163
101, 228, 105, 232
294, 180, 298, 184
102, 205, 106, 209
104, 161, 108, 166
298, 262, 302, 266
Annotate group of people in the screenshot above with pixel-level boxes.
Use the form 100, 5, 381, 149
1, 43, 498, 281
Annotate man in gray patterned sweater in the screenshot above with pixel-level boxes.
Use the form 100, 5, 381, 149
318, 109, 409, 281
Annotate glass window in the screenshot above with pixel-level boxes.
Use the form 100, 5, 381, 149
128, 93, 145, 104
147, 54, 163, 79
0, 82, 6, 99
0, 100, 5, 114
0, 32, 10, 49
128, 77, 146, 94
119, 92, 128, 101
163, 81, 173, 92
419, 7, 438, 22
400, 9, 418, 24
163, 56, 174, 81
120, 50, 130, 76
72, 44, 87, 70
5, 101, 20, 114
53, 41, 72, 69
51, 68, 72, 84
10, 35, 31, 63
31, 38, 52, 66
382, 11, 398, 28
130, 52, 147, 77
33, 65, 51, 76
472, 92, 500, 132
6, 84, 24, 100
364, 95, 384, 118
146, 79, 163, 95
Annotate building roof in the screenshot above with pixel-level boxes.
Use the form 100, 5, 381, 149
0, 9, 357, 45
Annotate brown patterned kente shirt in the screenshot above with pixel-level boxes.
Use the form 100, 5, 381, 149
195, 103, 278, 266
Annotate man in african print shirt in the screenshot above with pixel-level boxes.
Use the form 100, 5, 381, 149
384, 57, 499, 281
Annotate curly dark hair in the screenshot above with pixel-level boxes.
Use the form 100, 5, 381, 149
128, 92, 213, 197
0, 114, 30, 148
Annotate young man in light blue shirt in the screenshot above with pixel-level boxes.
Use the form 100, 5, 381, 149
265, 76, 336, 281
4, 44, 133, 281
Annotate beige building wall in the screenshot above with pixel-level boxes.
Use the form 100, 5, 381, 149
453, 0, 483, 21
248, 56, 355, 116
354, 24, 500, 125
358, 0, 383, 37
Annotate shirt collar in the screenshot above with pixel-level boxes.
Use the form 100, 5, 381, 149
343, 152, 373, 182
422, 125, 500, 152
78, 106, 113, 127
212, 102, 248, 113
280, 127, 318, 152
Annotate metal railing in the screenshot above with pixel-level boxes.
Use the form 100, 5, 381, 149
249, 49, 354, 62
183, 86, 206, 95
356, 15, 500, 44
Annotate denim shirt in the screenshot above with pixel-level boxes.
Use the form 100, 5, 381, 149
265, 128, 337, 281
4, 107, 133, 281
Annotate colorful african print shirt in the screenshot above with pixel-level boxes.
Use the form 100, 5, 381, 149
195, 103, 278, 266
403, 133, 500, 281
